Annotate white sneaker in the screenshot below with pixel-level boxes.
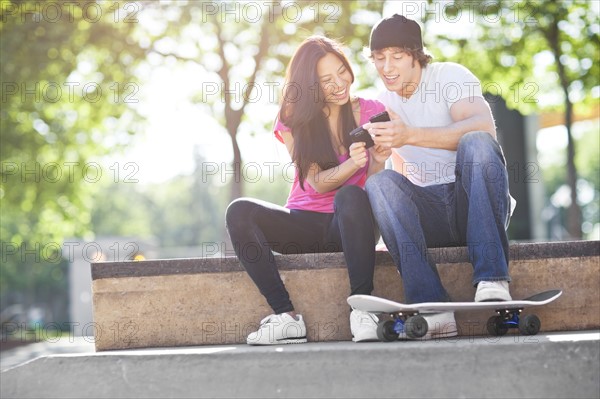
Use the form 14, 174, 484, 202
350, 309, 379, 342
246, 313, 307, 345
399, 311, 458, 340
475, 281, 512, 302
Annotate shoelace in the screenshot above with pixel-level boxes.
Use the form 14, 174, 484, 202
356, 311, 378, 324
259, 315, 275, 326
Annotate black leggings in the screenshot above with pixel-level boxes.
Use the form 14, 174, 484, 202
225, 185, 378, 314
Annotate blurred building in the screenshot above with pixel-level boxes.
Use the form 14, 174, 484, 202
488, 95, 546, 241
67, 236, 158, 336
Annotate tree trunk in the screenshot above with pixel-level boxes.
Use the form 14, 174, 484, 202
545, 15, 582, 239
563, 93, 582, 239
229, 132, 242, 201
213, 17, 271, 203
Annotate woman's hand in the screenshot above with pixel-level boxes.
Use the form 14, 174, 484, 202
367, 144, 392, 177
349, 142, 368, 169
369, 144, 392, 165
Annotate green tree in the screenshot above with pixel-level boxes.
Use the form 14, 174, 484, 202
431, 0, 599, 238
137, 1, 384, 202
90, 148, 229, 248
1, 0, 144, 300
541, 124, 600, 239
531, 0, 598, 239
147, 149, 228, 248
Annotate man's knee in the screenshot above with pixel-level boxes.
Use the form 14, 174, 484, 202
365, 169, 401, 193
458, 131, 495, 149
457, 131, 503, 164
365, 170, 418, 213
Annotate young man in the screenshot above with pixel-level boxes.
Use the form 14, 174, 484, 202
364, 14, 513, 339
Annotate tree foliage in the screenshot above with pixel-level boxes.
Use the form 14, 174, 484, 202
1, 0, 144, 297
1, 0, 145, 242
135, 0, 384, 202
422, 0, 599, 238
91, 149, 227, 247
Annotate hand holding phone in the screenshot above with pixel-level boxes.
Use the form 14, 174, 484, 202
348, 111, 390, 149
369, 111, 391, 124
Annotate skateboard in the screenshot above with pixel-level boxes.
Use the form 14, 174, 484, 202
347, 290, 562, 342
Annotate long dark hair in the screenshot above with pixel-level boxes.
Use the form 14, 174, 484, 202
279, 36, 357, 190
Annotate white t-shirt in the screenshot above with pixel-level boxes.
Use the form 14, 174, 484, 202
378, 62, 484, 187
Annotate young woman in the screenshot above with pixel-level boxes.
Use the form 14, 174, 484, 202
225, 36, 390, 345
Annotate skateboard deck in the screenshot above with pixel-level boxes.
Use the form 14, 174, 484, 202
347, 290, 562, 340
347, 290, 562, 314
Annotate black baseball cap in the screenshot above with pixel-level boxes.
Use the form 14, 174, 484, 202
370, 14, 423, 51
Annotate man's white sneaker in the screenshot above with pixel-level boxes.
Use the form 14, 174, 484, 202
350, 309, 379, 342
246, 313, 307, 345
475, 281, 512, 302
399, 311, 458, 340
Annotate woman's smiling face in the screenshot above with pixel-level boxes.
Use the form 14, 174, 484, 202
317, 52, 353, 106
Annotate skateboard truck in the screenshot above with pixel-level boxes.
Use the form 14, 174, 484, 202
487, 308, 541, 336
379, 308, 542, 342
377, 312, 428, 341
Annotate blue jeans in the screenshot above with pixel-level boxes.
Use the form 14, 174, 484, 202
365, 132, 511, 304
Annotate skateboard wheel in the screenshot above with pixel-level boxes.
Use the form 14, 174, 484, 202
405, 315, 428, 339
487, 316, 509, 336
376, 320, 398, 342
519, 314, 541, 335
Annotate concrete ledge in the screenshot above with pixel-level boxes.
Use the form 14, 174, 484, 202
91, 241, 599, 351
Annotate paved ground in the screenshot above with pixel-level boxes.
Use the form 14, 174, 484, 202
2, 331, 599, 398
1, 336, 96, 372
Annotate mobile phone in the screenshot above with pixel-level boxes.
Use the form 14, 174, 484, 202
348, 111, 390, 149
369, 111, 390, 124
349, 125, 375, 148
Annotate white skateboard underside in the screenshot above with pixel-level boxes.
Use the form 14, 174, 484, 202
347, 290, 562, 314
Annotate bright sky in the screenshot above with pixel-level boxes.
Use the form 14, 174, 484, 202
103, 61, 288, 184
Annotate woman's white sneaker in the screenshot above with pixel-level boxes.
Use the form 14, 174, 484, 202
350, 309, 379, 342
246, 313, 307, 345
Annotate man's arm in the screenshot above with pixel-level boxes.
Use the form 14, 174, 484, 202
368, 96, 497, 151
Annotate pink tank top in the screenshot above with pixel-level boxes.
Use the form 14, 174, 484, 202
274, 97, 386, 213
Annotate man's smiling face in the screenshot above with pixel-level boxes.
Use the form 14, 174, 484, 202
371, 47, 422, 98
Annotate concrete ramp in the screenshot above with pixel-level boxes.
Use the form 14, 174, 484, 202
2, 332, 599, 398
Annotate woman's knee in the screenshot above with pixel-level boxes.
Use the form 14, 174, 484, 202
334, 185, 368, 208
225, 198, 255, 229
